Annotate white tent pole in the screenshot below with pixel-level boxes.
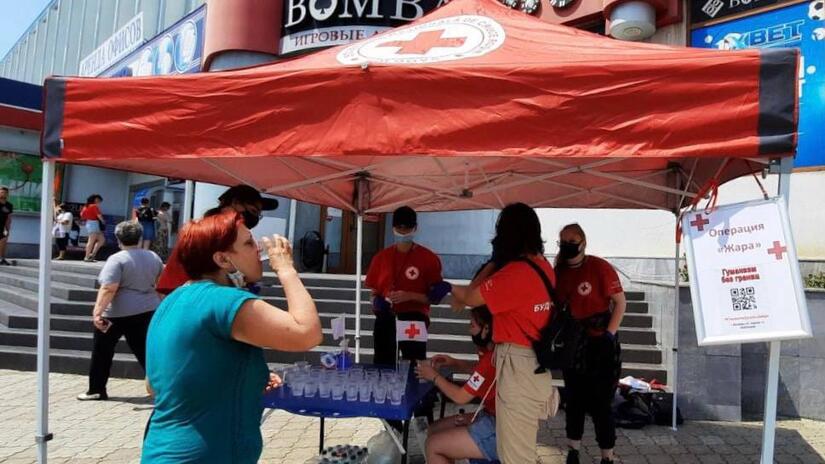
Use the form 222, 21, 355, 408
287, 199, 298, 243
183, 180, 195, 222
761, 156, 793, 463
354, 214, 364, 363
671, 235, 681, 431
36, 160, 56, 463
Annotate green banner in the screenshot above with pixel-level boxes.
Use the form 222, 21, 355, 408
0, 152, 43, 213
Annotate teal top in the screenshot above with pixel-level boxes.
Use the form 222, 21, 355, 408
142, 281, 268, 464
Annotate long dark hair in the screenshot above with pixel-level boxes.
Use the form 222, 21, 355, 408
490, 202, 544, 269
85, 194, 102, 205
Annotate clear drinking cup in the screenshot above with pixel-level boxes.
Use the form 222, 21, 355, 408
345, 381, 359, 402
331, 381, 345, 401
304, 379, 318, 398
290, 378, 305, 397
373, 383, 387, 404
389, 385, 403, 405
318, 380, 332, 399
358, 381, 372, 402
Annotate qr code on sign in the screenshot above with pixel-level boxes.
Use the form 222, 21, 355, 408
730, 287, 757, 311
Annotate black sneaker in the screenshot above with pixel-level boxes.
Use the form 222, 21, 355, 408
566, 449, 580, 464
0, 259, 10, 266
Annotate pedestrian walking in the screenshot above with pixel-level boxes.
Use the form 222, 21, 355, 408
53, 203, 73, 260
153, 202, 172, 260
80, 194, 105, 262
0, 186, 13, 265
133, 197, 157, 250
77, 221, 163, 401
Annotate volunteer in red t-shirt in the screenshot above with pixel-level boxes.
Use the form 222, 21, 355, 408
415, 306, 501, 464
364, 206, 443, 366
80, 194, 105, 262
555, 223, 626, 464
449, 203, 556, 464
156, 185, 278, 295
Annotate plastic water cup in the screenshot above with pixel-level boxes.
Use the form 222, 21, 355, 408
331, 381, 345, 401
318, 380, 332, 399
290, 379, 305, 397
358, 381, 372, 402
398, 360, 411, 378
294, 361, 310, 371
345, 381, 359, 402
304, 379, 318, 398
373, 383, 387, 404
389, 385, 403, 405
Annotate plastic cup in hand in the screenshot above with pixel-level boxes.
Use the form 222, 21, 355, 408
358, 381, 371, 402
345, 381, 359, 402
331, 382, 345, 401
318, 380, 332, 399
389, 385, 403, 405
373, 383, 387, 404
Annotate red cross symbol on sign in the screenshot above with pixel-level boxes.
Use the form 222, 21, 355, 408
379, 29, 467, 55
690, 214, 710, 231
404, 323, 421, 339
767, 241, 788, 260
472, 374, 481, 383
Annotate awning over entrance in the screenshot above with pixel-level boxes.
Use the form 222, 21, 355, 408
41, 0, 798, 212
0, 78, 41, 132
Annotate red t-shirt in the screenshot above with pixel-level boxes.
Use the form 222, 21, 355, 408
80, 204, 101, 221
479, 256, 555, 347
364, 244, 442, 316
462, 346, 497, 415
555, 256, 623, 320
156, 246, 189, 295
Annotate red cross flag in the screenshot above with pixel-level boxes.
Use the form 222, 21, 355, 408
396, 321, 428, 343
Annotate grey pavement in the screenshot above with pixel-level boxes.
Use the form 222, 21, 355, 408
1, 369, 825, 463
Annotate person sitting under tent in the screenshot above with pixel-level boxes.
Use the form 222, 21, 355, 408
415, 305, 502, 464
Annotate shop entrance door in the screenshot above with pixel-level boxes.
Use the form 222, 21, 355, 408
320, 207, 384, 274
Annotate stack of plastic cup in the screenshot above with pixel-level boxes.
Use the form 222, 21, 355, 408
358, 381, 371, 402
331, 380, 345, 401
389, 384, 404, 405
305, 378, 318, 398
345, 381, 359, 402
290, 373, 306, 398
319, 379, 332, 399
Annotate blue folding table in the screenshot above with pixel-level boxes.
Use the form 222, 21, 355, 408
262, 370, 434, 464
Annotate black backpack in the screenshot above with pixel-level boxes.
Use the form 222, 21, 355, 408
300, 231, 325, 272
137, 206, 156, 222
518, 258, 586, 373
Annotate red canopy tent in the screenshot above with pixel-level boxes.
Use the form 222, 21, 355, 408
36, 0, 798, 459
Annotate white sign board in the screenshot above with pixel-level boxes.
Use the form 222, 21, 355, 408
79, 13, 144, 77
681, 197, 812, 346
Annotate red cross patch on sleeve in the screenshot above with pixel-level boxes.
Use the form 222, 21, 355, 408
466, 371, 485, 391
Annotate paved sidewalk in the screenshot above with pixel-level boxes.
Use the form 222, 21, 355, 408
1, 369, 825, 463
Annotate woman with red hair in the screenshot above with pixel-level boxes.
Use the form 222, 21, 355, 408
142, 211, 322, 464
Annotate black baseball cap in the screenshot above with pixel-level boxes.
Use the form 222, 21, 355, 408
392, 206, 417, 228
218, 185, 279, 211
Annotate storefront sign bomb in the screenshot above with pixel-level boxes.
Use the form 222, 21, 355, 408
285, 0, 442, 27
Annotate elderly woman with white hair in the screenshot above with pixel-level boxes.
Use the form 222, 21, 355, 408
78, 221, 164, 401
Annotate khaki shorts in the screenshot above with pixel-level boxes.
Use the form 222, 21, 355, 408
495, 343, 555, 463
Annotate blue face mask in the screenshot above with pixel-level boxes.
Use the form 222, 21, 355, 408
393, 231, 416, 244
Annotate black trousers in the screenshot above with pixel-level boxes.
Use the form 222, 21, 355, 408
563, 335, 621, 450
372, 311, 428, 366
55, 236, 69, 251
88, 311, 154, 395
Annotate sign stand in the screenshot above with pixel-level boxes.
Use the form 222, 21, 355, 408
760, 156, 793, 464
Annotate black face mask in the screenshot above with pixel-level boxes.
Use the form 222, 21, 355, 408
558, 242, 582, 260
471, 328, 492, 347
242, 211, 260, 229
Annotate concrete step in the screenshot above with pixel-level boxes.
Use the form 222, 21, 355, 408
0, 264, 100, 288
15, 259, 104, 277
0, 273, 97, 302
0, 327, 134, 354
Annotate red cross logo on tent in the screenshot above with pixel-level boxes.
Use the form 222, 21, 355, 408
767, 241, 787, 260
405, 323, 421, 340
690, 213, 710, 231
405, 266, 420, 280
379, 29, 467, 56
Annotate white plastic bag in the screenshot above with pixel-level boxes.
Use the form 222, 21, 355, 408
366, 431, 402, 464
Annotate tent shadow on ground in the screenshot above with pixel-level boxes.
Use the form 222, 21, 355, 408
104, 395, 154, 407
536, 414, 825, 462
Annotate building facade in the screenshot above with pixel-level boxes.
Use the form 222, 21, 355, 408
0, 0, 822, 279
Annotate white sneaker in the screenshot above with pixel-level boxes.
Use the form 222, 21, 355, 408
76, 392, 107, 401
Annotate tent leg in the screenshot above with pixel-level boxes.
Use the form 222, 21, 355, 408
761, 156, 793, 463
36, 160, 56, 463
354, 214, 364, 363
287, 199, 298, 243
183, 180, 195, 223
672, 237, 680, 432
